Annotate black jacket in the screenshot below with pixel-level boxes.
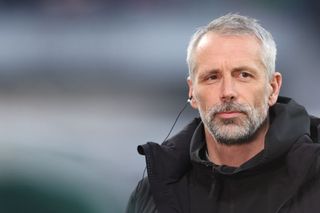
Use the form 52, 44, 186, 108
127, 97, 320, 213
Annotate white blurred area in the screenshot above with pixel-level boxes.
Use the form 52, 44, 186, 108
0, 0, 319, 212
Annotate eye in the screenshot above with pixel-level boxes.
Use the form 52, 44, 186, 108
208, 74, 218, 80
239, 71, 252, 79
198, 71, 220, 84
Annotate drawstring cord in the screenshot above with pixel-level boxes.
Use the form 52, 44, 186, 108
133, 167, 147, 199
209, 167, 223, 199
136, 167, 147, 192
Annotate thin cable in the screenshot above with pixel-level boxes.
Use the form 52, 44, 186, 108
162, 100, 190, 143
134, 100, 190, 195
135, 167, 147, 194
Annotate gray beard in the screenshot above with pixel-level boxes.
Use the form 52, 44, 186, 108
200, 101, 268, 145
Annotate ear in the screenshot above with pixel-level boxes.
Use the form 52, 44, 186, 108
268, 72, 282, 106
187, 76, 198, 109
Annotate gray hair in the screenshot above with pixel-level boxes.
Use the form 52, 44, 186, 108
186, 13, 277, 80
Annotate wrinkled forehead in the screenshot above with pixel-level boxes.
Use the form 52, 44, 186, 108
193, 32, 266, 74
196, 32, 263, 56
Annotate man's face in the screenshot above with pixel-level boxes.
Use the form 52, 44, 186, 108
188, 33, 278, 145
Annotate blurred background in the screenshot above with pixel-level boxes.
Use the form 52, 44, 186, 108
0, 0, 319, 212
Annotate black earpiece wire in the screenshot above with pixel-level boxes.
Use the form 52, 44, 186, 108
134, 98, 191, 195
162, 99, 191, 142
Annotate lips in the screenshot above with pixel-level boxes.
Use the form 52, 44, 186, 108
216, 111, 243, 119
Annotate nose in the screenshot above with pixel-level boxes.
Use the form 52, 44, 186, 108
220, 75, 237, 102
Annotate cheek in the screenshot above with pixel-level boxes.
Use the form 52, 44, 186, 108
194, 87, 219, 111
253, 87, 269, 109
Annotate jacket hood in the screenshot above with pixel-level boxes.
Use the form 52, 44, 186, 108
263, 97, 311, 164
190, 96, 312, 174
136, 97, 320, 213
138, 117, 201, 183
138, 96, 320, 181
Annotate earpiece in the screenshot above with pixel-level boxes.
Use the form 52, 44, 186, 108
162, 97, 191, 143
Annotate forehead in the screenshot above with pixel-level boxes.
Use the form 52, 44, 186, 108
194, 32, 265, 73
196, 32, 262, 54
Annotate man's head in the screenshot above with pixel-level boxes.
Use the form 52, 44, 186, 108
187, 13, 276, 80
187, 13, 282, 145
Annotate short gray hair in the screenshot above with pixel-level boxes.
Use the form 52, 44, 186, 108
186, 13, 277, 80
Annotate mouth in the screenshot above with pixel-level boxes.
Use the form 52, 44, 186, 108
216, 111, 244, 119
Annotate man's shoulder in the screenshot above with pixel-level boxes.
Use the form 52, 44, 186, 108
126, 177, 158, 213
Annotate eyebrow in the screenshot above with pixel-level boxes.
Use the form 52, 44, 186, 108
197, 65, 260, 79
232, 66, 258, 74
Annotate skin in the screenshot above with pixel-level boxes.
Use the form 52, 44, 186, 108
187, 32, 282, 167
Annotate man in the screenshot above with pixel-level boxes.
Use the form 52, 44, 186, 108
126, 13, 320, 213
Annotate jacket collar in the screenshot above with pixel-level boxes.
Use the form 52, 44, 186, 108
189, 97, 312, 174
139, 96, 317, 180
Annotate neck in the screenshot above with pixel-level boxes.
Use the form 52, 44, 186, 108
205, 121, 269, 167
